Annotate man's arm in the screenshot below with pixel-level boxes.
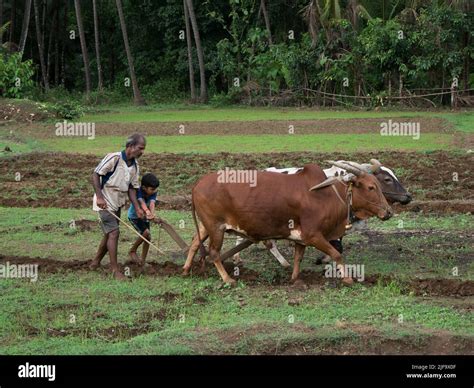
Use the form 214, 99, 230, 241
128, 186, 145, 218
92, 172, 107, 209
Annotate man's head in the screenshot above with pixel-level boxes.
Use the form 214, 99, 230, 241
125, 133, 146, 159
141, 173, 159, 196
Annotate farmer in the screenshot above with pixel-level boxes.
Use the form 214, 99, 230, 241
89, 133, 146, 280
128, 172, 162, 266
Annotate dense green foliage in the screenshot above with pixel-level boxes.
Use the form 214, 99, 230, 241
0, 0, 472, 105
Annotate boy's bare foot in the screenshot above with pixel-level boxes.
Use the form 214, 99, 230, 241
89, 260, 101, 270
129, 251, 142, 265
112, 269, 128, 281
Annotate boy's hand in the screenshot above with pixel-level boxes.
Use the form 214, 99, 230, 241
136, 208, 145, 219
146, 210, 154, 220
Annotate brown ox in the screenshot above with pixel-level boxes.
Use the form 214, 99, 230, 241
183, 161, 392, 285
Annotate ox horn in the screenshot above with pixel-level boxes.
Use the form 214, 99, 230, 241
370, 158, 382, 173
326, 160, 364, 177
309, 176, 340, 191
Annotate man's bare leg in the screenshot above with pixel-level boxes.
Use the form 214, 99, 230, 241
107, 229, 127, 280
90, 234, 108, 270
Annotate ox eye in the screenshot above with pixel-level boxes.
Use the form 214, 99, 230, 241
384, 178, 391, 182
368, 186, 375, 191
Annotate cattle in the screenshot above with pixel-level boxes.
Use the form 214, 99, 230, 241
183, 160, 393, 285
234, 159, 412, 264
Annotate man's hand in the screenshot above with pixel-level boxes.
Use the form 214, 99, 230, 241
96, 196, 107, 209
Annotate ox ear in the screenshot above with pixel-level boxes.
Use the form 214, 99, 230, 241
309, 176, 340, 191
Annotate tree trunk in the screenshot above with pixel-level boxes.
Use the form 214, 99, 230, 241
60, 0, 67, 86
183, 0, 196, 101
54, 1, 59, 85
33, 0, 48, 90
92, 0, 103, 91
0, 0, 3, 45
115, 0, 146, 105
46, 4, 56, 83
185, 0, 207, 103
40, 0, 45, 49
18, 0, 31, 56
462, 31, 469, 91
9, 0, 15, 44
260, 0, 272, 45
74, 0, 91, 97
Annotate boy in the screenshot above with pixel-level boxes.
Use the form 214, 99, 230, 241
128, 173, 161, 266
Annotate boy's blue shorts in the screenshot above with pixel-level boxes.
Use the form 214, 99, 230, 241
128, 218, 150, 235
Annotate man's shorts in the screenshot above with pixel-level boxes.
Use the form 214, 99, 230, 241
129, 218, 150, 235
98, 209, 121, 234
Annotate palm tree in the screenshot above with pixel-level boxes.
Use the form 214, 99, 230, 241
92, 0, 103, 91
346, 0, 371, 30
185, 0, 207, 102
18, 0, 32, 56
33, 0, 48, 90
74, 0, 91, 97
447, 0, 472, 91
260, 0, 272, 45
183, 0, 196, 101
0, 0, 3, 45
115, 0, 145, 105
9, 0, 16, 44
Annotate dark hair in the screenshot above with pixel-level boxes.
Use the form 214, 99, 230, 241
141, 173, 159, 188
126, 133, 146, 148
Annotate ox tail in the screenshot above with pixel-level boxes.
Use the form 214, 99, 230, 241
191, 193, 207, 259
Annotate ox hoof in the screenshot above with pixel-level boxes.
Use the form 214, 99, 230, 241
224, 278, 237, 287
292, 279, 308, 290
342, 277, 354, 286
182, 267, 191, 276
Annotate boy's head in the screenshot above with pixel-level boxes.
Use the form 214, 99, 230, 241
141, 173, 159, 196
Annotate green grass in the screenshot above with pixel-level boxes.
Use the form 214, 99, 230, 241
0, 271, 471, 354
0, 208, 471, 280
0, 207, 472, 354
81, 106, 472, 123
34, 133, 455, 154
441, 112, 474, 133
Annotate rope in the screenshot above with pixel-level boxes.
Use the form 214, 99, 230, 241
300, 87, 474, 100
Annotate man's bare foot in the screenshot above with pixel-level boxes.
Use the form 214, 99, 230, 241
129, 251, 143, 265
112, 269, 128, 281
89, 260, 101, 270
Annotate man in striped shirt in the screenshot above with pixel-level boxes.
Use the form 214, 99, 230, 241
89, 133, 146, 280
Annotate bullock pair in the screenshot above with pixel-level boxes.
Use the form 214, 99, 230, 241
233, 161, 412, 266
183, 160, 410, 286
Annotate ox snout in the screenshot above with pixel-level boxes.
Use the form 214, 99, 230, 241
399, 193, 412, 205
378, 207, 393, 221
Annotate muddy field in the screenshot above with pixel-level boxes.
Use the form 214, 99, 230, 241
1, 253, 473, 297
1, 150, 472, 210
